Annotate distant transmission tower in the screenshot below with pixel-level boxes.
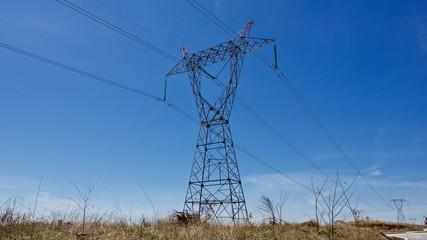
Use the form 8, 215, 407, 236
390, 197, 408, 223
166, 21, 273, 223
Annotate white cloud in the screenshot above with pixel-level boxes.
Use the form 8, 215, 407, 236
0, 175, 38, 190
370, 170, 382, 176
364, 128, 386, 177
396, 181, 427, 189
244, 172, 318, 193
401, 15, 427, 54
416, 23, 427, 53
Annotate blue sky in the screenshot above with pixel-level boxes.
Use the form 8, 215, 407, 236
1, 0, 426, 223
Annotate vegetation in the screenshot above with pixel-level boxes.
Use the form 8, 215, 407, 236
2, 204, 424, 240
1, 177, 424, 239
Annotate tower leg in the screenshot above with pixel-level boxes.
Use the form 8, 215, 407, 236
183, 116, 248, 223
183, 55, 248, 223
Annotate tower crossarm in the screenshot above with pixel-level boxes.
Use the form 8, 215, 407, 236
166, 37, 274, 76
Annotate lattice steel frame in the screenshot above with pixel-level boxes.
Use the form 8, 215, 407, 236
167, 21, 273, 223
390, 198, 407, 223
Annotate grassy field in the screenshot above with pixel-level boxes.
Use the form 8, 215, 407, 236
2, 214, 425, 240
1, 196, 425, 240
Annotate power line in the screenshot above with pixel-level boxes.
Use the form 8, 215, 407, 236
56, 0, 327, 181
53, 0, 385, 208
94, 0, 179, 50
188, 0, 235, 36
184, 0, 235, 37
56, 0, 179, 62
87, 0, 392, 211
188, 0, 277, 75
160, 1, 387, 211
185, 0, 394, 210
54, 0, 390, 211
0, 41, 195, 124
185, 0, 331, 178
56, 0, 332, 186
270, 50, 394, 210
1, 40, 387, 214
186, 0, 331, 176
0, 42, 161, 101
208, 77, 329, 177
358, 198, 387, 212
0, 41, 310, 197
236, 146, 311, 191
236, 97, 329, 175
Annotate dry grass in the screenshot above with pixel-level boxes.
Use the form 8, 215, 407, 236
350, 220, 425, 232
0, 221, 372, 240
0, 213, 392, 240
1, 200, 420, 240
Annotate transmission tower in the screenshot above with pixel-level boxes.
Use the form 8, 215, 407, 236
390, 197, 407, 223
166, 21, 273, 223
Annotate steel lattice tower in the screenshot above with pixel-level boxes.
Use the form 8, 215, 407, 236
390, 197, 407, 223
166, 21, 273, 223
